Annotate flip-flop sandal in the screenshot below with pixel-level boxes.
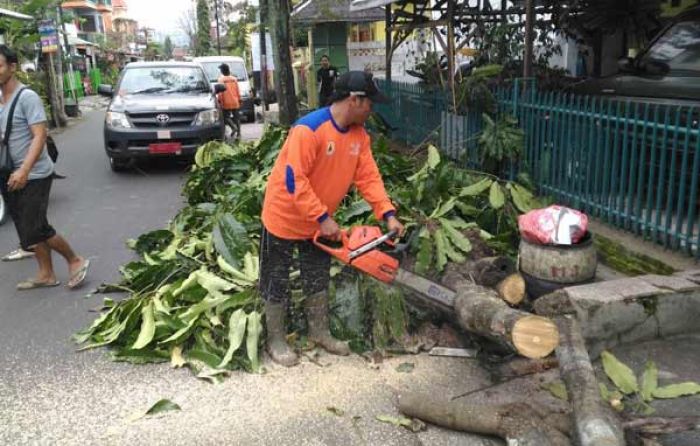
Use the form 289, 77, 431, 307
2, 249, 35, 262
17, 279, 61, 290
67, 259, 91, 290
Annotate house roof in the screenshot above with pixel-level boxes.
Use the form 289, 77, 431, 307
292, 0, 385, 24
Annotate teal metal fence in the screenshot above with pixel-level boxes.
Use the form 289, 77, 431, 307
376, 79, 700, 258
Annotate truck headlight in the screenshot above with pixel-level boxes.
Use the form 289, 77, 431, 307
106, 111, 131, 128
195, 109, 219, 126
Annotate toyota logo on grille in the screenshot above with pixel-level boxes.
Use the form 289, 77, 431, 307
156, 113, 170, 125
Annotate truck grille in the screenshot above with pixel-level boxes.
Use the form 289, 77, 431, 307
128, 111, 198, 128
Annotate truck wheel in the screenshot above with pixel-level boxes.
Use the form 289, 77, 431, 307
109, 156, 130, 172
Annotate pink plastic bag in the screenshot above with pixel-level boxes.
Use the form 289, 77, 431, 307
518, 205, 588, 245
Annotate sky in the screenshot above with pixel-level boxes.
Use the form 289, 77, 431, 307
127, 0, 193, 46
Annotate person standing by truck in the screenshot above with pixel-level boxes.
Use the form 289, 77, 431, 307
217, 63, 241, 141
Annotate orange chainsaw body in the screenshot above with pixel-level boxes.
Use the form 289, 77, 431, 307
313, 226, 399, 283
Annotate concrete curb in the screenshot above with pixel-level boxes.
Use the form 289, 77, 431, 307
535, 272, 700, 358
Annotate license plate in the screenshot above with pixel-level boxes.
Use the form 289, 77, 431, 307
149, 142, 182, 155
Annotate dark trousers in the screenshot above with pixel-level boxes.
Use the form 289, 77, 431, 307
258, 226, 330, 304
0, 176, 56, 250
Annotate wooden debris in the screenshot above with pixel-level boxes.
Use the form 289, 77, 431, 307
450, 277, 559, 359
493, 357, 559, 381
555, 315, 625, 446
428, 347, 478, 358
496, 273, 526, 305
397, 392, 571, 446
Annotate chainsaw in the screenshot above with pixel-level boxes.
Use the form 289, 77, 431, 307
313, 225, 456, 309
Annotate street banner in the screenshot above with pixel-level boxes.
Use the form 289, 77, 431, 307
39, 20, 59, 54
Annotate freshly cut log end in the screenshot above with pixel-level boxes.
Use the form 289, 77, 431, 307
497, 273, 526, 305
512, 315, 560, 359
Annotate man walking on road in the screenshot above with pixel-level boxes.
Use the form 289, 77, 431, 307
0, 45, 89, 290
259, 71, 404, 366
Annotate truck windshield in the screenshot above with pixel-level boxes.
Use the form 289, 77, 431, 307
119, 67, 210, 95
643, 21, 700, 74
200, 61, 247, 82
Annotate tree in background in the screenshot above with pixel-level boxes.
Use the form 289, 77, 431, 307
267, 0, 298, 125
1, 0, 69, 127
226, 1, 257, 57
144, 42, 164, 61
195, 0, 211, 56
163, 36, 174, 59
177, 6, 197, 50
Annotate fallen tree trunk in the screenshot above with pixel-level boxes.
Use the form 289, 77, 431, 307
449, 274, 559, 359
555, 315, 625, 446
493, 356, 559, 381
398, 392, 571, 446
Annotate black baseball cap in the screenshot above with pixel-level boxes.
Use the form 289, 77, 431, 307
332, 71, 389, 104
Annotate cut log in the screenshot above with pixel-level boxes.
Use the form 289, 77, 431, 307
452, 279, 559, 359
398, 392, 571, 446
496, 273, 526, 305
555, 315, 625, 446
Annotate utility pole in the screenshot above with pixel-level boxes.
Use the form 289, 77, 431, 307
57, 4, 79, 113
259, 0, 269, 112
214, 0, 221, 55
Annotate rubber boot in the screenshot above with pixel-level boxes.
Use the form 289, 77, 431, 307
304, 291, 350, 355
264, 301, 299, 367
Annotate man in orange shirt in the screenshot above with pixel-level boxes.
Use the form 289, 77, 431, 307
260, 71, 404, 367
217, 63, 241, 140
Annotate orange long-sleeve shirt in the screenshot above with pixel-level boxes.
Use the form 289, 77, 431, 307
217, 75, 241, 110
262, 107, 395, 240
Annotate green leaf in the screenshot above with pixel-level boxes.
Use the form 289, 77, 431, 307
640, 361, 658, 402
601, 351, 639, 395
439, 218, 472, 254
599, 382, 611, 400
246, 311, 263, 372
433, 228, 449, 272
652, 382, 700, 399
146, 399, 182, 416
196, 270, 238, 294
489, 182, 505, 209
542, 381, 569, 401
509, 182, 534, 213
132, 302, 156, 350
217, 309, 248, 369
414, 228, 433, 276
427, 145, 440, 169
396, 362, 415, 373
212, 214, 250, 270
171, 345, 186, 368
459, 178, 492, 197
431, 197, 457, 219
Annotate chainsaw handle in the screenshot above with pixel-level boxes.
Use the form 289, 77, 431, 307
312, 230, 351, 261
